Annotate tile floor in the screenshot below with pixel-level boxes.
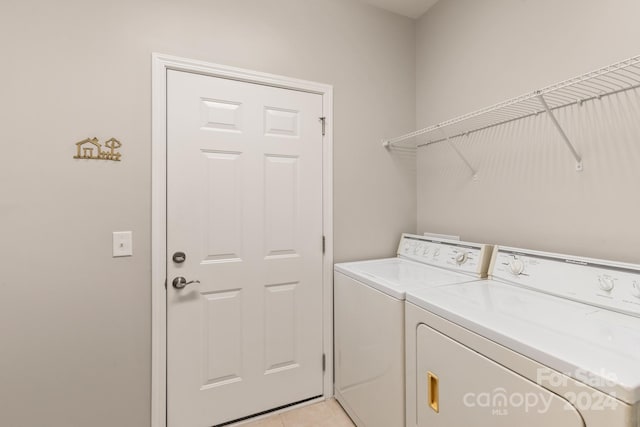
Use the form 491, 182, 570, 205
241, 398, 355, 427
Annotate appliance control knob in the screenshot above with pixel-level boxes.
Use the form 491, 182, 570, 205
598, 276, 615, 292
433, 248, 440, 257
422, 246, 431, 256
508, 259, 525, 276
455, 251, 468, 265
631, 281, 640, 298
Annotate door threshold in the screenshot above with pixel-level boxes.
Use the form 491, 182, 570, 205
221, 395, 325, 427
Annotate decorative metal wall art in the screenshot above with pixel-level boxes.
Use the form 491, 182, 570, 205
74, 137, 122, 161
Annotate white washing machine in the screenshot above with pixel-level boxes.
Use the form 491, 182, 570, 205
405, 245, 640, 427
334, 233, 493, 427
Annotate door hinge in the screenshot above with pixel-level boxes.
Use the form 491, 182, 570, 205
319, 117, 326, 136
322, 235, 325, 254
322, 353, 326, 372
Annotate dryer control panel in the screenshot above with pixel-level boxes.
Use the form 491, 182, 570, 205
490, 246, 640, 317
397, 234, 493, 278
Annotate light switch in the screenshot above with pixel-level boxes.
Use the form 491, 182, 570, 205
113, 231, 133, 257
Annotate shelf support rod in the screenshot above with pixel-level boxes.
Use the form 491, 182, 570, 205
537, 94, 583, 171
439, 127, 478, 180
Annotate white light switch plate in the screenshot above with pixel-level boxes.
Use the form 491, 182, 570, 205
113, 231, 133, 257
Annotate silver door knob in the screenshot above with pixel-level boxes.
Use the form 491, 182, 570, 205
172, 277, 200, 289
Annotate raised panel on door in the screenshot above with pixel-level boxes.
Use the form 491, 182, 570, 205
264, 155, 299, 258
201, 289, 243, 389
264, 282, 299, 374
201, 150, 243, 262
167, 69, 324, 427
200, 98, 243, 133
415, 324, 585, 427
264, 106, 299, 137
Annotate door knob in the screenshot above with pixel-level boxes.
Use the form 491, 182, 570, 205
172, 277, 200, 289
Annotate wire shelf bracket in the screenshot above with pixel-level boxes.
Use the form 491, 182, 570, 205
537, 94, 583, 171
439, 127, 478, 180
383, 54, 640, 173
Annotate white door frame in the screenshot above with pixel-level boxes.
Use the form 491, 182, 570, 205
151, 53, 334, 427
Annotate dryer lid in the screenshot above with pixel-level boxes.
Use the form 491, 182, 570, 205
406, 280, 640, 404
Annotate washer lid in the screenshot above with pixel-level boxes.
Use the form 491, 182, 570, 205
406, 281, 640, 404
334, 258, 480, 300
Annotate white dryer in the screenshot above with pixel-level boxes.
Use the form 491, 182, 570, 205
406, 245, 640, 427
334, 233, 493, 427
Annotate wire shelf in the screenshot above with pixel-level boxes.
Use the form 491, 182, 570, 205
384, 55, 640, 149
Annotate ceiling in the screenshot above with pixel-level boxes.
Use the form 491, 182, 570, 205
359, 0, 440, 19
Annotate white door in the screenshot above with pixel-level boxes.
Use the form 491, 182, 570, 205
166, 70, 325, 427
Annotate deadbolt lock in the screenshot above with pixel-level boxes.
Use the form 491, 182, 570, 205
172, 251, 186, 263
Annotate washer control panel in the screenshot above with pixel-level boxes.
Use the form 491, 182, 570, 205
397, 234, 493, 277
490, 246, 640, 317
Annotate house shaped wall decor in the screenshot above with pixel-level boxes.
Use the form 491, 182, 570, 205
73, 137, 122, 162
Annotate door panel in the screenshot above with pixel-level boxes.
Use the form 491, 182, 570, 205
264, 282, 298, 372
416, 324, 584, 427
264, 107, 299, 137
264, 155, 299, 256
200, 98, 243, 132
201, 289, 243, 388
202, 150, 243, 261
167, 70, 324, 427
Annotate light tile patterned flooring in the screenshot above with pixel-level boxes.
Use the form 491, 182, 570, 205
242, 398, 355, 427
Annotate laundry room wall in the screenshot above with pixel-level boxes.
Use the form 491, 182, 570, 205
0, 1, 415, 426
415, 0, 640, 263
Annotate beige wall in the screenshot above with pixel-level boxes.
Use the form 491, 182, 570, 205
0, 1, 416, 426
416, 0, 640, 262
